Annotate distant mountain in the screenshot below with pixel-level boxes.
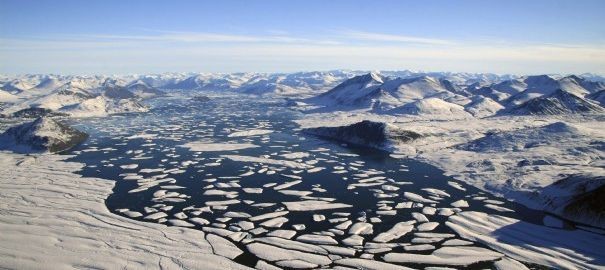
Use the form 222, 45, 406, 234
103, 85, 136, 100
31, 77, 63, 93
1, 79, 34, 94
309, 72, 385, 107
308, 73, 459, 111
60, 96, 149, 117
168, 73, 252, 90
126, 80, 166, 98
474, 75, 604, 107
507, 89, 604, 115
1, 78, 150, 118
0, 117, 88, 153
464, 96, 504, 117
235, 71, 352, 96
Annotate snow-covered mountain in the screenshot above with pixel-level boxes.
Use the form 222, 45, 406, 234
464, 96, 505, 117
389, 97, 471, 118
296, 71, 605, 118
507, 89, 604, 115
1, 79, 35, 94
2, 79, 149, 118
2, 71, 604, 119
126, 80, 166, 98
307, 73, 462, 111
471, 75, 605, 106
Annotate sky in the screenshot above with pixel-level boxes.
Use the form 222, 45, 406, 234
1, 0, 604, 75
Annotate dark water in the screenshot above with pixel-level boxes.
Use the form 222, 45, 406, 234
64, 93, 546, 269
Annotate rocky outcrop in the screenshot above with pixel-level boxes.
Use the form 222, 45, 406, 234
303, 120, 421, 151
0, 117, 88, 153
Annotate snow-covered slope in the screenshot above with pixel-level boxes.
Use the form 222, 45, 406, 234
26, 77, 64, 97
507, 89, 604, 115
587, 90, 605, 106
309, 72, 385, 106
464, 96, 505, 117
126, 80, 166, 98
0, 117, 88, 153
0, 90, 19, 103
390, 97, 471, 118
0, 79, 35, 94
451, 122, 605, 227
4, 82, 95, 115
60, 96, 149, 117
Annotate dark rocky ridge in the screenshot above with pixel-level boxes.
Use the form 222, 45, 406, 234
0, 117, 88, 153
303, 120, 421, 151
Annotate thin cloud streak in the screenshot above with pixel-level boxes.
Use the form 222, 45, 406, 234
1, 31, 605, 75
341, 30, 457, 45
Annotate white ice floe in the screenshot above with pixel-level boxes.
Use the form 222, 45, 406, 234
283, 200, 352, 211
280, 152, 310, 159
372, 221, 415, 243
450, 199, 469, 208
384, 246, 503, 266
120, 164, 139, 169
181, 141, 259, 152
267, 230, 297, 239
222, 155, 311, 169
245, 242, 331, 266
296, 234, 338, 245
249, 211, 289, 222
260, 217, 289, 228
206, 233, 244, 259
228, 129, 273, 137
404, 192, 438, 203
335, 258, 414, 270
348, 222, 374, 235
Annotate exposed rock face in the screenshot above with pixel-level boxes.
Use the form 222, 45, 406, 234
303, 120, 421, 151
0, 117, 88, 153
10, 107, 67, 118
103, 85, 136, 100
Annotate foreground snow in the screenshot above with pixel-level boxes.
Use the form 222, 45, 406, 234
0, 152, 250, 269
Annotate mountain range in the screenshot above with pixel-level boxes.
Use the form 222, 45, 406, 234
1, 70, 605, 118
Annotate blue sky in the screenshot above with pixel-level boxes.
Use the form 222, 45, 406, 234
1, 0, 604, 75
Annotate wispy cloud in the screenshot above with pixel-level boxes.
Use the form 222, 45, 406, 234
2, 30, 605, 75
85, 31, 342, 45
341, 30, 456, 45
